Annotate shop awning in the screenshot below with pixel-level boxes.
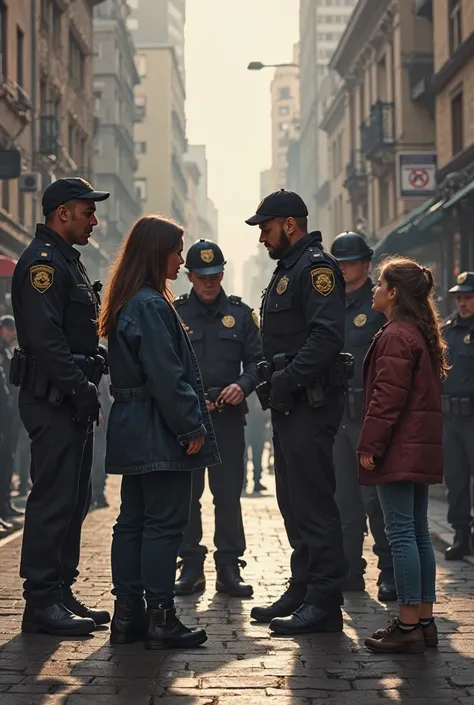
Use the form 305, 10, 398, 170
373, 198, 438, 258
442, 178, 474, 211
0, 255, 17, 276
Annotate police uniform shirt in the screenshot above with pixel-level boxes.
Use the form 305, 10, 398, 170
11, 224, 99, 396
344, 278, 385, 390
443, 314, 474, 397
175, 289, 261, 396
261, 231, 345, 388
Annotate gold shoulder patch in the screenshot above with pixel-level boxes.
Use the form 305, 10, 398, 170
30, 264, 54, 293
252, 310, 260, 328
311, 267, 334, 296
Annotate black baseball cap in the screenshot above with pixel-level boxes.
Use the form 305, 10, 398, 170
42, 177, 110, 216
245, 189, 309, 226
449, 272, 474, 293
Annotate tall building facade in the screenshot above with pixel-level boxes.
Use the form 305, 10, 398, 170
93, 0, 141, 256
269, 43, 300, 192
185, 144, 218, 243
0, 0, 107, 278
299, 0, 357, 227
127, 0, 185, 83
133, 45, 186, 225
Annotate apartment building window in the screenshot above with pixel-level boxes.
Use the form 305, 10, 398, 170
279, 86, 291, 100
279, 105, 290, 116
16, 27, 24, 88
135, 141, 147, 155
69, 31, 85, 89
449, 0, 462, 54
2, 180, 9, 212
40, 0, 50, 33
134, 95, 146, 121
135, 178, 147, 202
451, 89, 464, 156
379, 176, 390, 227
135, 53, 147, 78
18, 188, 25, 225
0, 0, 7, 80
52, 1, 62, 53
94, 90, 102, 113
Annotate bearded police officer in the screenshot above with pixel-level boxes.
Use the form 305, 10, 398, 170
11, 178, 111, 636
174, 239, 262, 597
330, 232, 396, 601
246, 190, 348, 635
443, 272, 474, 560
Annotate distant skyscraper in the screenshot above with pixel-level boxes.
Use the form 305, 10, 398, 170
127, 0, 185, 83
299, 0, 357, 227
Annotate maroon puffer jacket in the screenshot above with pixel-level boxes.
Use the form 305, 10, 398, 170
358, 319, 443, 486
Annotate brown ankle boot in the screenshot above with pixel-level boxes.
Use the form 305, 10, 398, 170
372, 618, 438, 647
365, 619, 425, 653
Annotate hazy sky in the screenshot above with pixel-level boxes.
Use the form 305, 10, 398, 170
185, 0, 299, 294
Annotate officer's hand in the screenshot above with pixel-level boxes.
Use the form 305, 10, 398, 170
359, 453, 375, 470
74, 382, 100, 426
269, 371, 293, 411
186, 435, 205, 455
206, 399, 216, 412
219, 384, 245, 406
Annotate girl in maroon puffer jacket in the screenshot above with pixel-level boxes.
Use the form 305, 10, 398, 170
358, 256, 448, 655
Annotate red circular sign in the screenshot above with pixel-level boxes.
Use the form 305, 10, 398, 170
408, 168, 429, 189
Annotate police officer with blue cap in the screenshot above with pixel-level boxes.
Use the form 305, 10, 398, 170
443, 272, 474, 560
330, 231, 396, 602
174, 239, 262, 597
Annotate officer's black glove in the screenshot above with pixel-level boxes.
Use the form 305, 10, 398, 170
73, 382, 101, 426
269, 371, 295, 413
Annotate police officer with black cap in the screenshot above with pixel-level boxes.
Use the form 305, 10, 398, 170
330, 232, 396, 601
442, 272, 474, 560
246, 190, 348, 635
174, 239, 262, 597
11, 177, 111, 635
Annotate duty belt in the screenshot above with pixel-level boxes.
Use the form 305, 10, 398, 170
110, 385, 150, 401
442, 394, 473, 418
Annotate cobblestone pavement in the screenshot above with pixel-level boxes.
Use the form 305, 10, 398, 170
1, 475, 474, 705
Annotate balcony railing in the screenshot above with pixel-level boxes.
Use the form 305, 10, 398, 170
414, 0, 433, 21
344, 149, 368, 201
360, 102, 395, 161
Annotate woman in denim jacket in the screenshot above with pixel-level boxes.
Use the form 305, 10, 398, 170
98, 216, 220, 650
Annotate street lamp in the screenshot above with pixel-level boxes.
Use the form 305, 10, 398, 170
247, 61, 299, 70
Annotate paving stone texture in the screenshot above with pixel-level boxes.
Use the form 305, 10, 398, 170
1, 474, 474, 704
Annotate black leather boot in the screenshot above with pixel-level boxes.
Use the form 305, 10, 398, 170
110, 597, 147, 644
175, 562, 206, 596
145, 604, 207, 650
250, 583, 305, 623
216, 563, 253, 597
62, 588, 111, 626
377, 574, 397, 602
270, 602, 344, 635
445, 529, 471, 561
22, 602, 96, 636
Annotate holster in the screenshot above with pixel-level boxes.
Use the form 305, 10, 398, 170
347, 388, 364, 422
442, 394, 473, 417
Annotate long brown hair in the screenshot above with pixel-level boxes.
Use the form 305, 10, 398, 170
379, 256, 449, 378
98, 215, 183, 339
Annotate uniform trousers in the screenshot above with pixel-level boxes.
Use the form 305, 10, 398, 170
271, 391, 348, 608
333, 417, 393, 580
179, 405, 246, 567
19, 392, 93, 606
443, 417, 474, 529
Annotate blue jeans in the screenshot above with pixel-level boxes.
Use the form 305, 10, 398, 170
376, 482, 436, 605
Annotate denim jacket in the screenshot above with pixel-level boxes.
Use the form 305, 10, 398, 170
105, 286, 220, 474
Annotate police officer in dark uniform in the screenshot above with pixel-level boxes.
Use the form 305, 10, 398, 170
442, 272, 474, 560
11, 178, 111, 636
174, 240, 262, 597
246, 190, 348, 635
330, 232, 396, 601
